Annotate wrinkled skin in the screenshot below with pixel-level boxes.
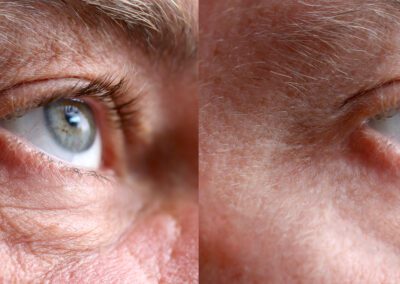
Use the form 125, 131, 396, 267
0, 1, 198, 283
200, 0, 400, 283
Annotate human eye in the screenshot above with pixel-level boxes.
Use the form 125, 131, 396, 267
0, 98, 101, 168
343, 80, 400, 171
0, 78, 135, 173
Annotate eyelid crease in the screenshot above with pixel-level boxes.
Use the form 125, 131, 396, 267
331, 78, 400, 144
340, 78, 400, 109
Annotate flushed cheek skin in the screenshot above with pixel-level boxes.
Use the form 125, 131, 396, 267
201, 127, 400, 283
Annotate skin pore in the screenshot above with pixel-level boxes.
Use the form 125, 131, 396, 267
200, 0, 400, 283
0, 0, 197, 282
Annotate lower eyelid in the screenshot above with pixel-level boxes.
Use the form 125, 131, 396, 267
349, 125, 400, 177
0, 125, 114, 184
0, 128, 135, 229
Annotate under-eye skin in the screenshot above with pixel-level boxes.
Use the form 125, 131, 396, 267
0, 77, 139, 173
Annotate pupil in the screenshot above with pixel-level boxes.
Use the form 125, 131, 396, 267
64, 105, 81, 128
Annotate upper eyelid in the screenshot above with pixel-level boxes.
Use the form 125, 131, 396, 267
333, 80, 400, 135
0, 77, 136, 125
340, 78, 400, 110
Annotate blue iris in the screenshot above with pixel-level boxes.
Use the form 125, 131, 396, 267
44, 99, 96, 152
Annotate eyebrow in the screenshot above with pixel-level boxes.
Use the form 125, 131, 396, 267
0, 0, 196, 69
217, 0, 400, 87
82, 0, 197, 66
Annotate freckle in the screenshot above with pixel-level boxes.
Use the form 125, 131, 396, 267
213, 45, 222, 56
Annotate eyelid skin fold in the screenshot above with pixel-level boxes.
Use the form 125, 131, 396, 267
341, 78, 400, 114
341, 79, 400, 176
336, 79, 400, 137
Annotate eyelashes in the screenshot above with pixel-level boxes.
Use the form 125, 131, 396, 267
71, 78, 140, 131
0, 77, 140, 133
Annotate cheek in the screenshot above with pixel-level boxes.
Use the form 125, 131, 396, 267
201, 139, 400, 283
200, 145, 292, 282
49, 199, 199, 283
280, 156, 400, 282
0, 176, 136, 253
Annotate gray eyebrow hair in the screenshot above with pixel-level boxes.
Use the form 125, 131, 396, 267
218, 0, 400, 87
82, 0, 197, 66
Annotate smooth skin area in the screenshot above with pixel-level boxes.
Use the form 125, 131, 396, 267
200, 0, 400, 283
0, 0, 198, 282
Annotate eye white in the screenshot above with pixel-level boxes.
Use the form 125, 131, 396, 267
368, 110, 400, 143
0, 101, 101, 169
